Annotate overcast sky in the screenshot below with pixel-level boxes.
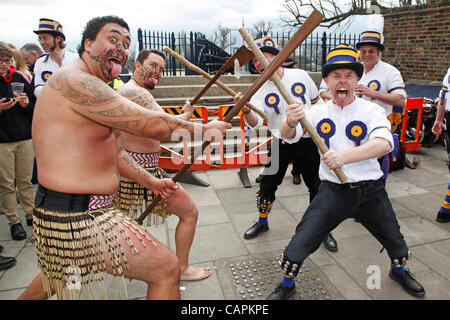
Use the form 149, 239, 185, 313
0, 0, 383, 54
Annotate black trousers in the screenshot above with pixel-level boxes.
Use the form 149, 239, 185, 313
283, 179, 409, 263
259, 137, 320, 202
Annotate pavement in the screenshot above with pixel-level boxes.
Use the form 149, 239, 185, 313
0, 143, 449, 301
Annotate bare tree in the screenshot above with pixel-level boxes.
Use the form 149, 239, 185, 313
280, 0, 445, 29
251, 20, 274, 38
209, 24, 236, 50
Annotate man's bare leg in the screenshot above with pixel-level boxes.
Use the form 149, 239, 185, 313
19, 217, 181, 300
166, 186, 211, 281
17, 273, 54, 300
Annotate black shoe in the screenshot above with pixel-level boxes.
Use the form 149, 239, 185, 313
255, 175, 262, 183
26, 218, 33, 226
243, 222, 269, 239
10, 223, 27, 241
389, 268, 425, 297
436, 211, 450, 223
0, 255, 16, 270
293, 175, 301, 185
323, 233, 338, 252
267, 283, 296, 300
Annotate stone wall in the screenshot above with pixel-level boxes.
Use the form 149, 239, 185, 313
383, 5, 449, 85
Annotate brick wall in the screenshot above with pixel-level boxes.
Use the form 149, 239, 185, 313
383, 5, 449, 85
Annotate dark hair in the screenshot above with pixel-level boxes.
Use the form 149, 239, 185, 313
136, 49, 166, 65
78, 15, 130, 57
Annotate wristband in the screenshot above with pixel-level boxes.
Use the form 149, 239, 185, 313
286, 116, 298, 129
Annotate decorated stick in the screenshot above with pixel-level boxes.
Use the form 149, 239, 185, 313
239, 25, 347, 183
163, 46, 268, 123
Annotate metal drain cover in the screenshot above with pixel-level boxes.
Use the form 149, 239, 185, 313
226, 254, 333, 300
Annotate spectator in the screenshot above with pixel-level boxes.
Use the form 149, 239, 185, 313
33, 18, 78, 97
0, 244, 16, 270
0, 41, 36, 241
20, 43, 43, 74
8, 44, 32, 83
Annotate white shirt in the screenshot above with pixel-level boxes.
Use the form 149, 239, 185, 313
440, 67, 450, 111
359, 60, 406, 116
285, 97, 393, 184
248, 68, 322, 139
34, 50, 78, 97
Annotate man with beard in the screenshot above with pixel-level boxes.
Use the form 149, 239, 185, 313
267, 47, 425, 300
113, 49, 211, 281
33, 18, 78, 97
18, 16, 230, 300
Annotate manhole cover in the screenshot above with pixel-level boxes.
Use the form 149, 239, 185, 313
227, 254, 333, 300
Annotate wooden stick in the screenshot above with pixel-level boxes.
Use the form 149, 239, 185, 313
163, 46, 268, 123
136, 10, 325, 225
239, 26, 348, 184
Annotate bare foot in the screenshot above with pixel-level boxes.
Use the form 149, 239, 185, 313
180, 266, 211, 281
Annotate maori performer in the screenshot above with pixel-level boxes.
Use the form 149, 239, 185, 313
267, 47, 425, 300
17, 16, 230, 300
113, 48, 211, 281
234, 36, 338, 252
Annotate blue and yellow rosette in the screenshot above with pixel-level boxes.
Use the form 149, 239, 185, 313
367, 80, 381, 91
41, 71, 53, 82
265, 93, 281, 115
291, 82, 307, 104
316, 118, 336, 149
345, 121, 367, 146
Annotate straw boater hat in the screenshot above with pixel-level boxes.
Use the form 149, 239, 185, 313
322, 47, 363, 79
356, 31, 384, 51
33, 18, 65, 40
254, 35, 279, 56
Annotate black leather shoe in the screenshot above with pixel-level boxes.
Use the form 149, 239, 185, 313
436, 211, 450, 223
323, 233, 338, 252
293, 175, 301, 185
255, 175, 262, 183
244, 222, 269, 239
26, 218, 33, 226
267, 283, 296, 300
389, 268, 425, 297
0, 255, 16, 270
11, 223, 27, 241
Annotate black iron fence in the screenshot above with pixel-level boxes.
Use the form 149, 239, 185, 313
137, 29, 230, 76
137, 28, 361, 76
247, 31, 361, 73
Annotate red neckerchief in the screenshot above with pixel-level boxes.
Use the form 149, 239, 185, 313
0, 65, 15, 83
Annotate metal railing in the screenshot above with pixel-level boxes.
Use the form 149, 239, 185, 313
137, 29, 230, 76
137, 29, 361, 75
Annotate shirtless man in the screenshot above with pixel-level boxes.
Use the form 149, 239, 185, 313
18, 15, 230, 300
113, 49, 210, 281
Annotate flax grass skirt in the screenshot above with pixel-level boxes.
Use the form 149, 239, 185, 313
113, 167, 172, 226
32, 206, 154, 300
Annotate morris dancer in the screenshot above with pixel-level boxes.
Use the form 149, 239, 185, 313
267, 47, 425, 299
18, 16, 230, 300
235, 36, 338, 252
113, 49, 211, 281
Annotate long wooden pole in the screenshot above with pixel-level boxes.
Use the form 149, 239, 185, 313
163, 46, 268, 123
239, 28, 347, 184
136, 10, 325, 225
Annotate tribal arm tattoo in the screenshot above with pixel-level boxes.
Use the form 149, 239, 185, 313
48, 69, 202, 140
